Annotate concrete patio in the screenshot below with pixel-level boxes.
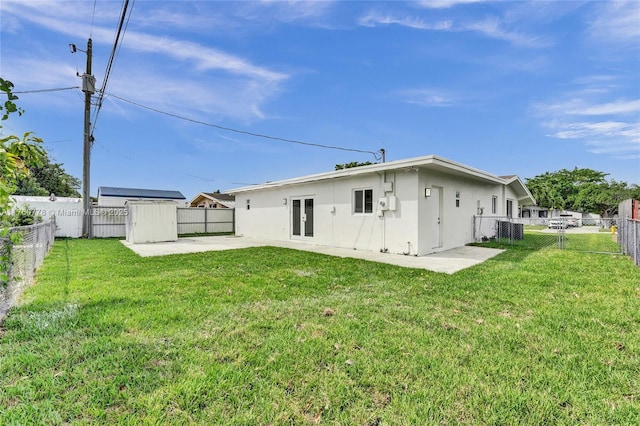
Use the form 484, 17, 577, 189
121, 235, 504, 274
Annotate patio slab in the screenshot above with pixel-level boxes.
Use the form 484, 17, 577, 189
121, 236, 504, 274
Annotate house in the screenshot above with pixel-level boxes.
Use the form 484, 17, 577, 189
228, 155, 535, 256
97, 186, 187, 207
189, 192, 235, 209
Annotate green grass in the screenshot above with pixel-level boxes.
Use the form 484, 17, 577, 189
1, 239, 639, 424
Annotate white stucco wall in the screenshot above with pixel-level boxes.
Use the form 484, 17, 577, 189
10, 196, 83, 238
234, 172, 424, 254
417, 171, 494, 253
233, 166, 528, 256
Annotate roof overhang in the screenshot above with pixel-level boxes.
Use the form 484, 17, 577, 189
503, 175, 536, 205
228, 155, 510, 194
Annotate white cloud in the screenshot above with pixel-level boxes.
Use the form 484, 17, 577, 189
417, 0, 483, 9
461, 17, 547, 48
589, 0, 640, 44
537, 95, 640, 157
358, 12, 452, 30
538, 99, 640, 117
358, 10, 545, 48
236, 0, 335, 25
395, 88, 458, 107
1, 1, 289, 122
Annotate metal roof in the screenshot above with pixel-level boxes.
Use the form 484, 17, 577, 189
98, 186, 186, 200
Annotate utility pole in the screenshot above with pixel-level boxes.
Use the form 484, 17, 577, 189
72, 39, 95, 237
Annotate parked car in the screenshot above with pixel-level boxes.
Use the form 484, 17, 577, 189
548, 216, 578, 229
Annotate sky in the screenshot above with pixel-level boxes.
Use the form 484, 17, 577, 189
1, 0, 639, 201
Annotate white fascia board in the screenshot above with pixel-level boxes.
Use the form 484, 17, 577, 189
504, 175, 536, 205
228, 154, 505, 194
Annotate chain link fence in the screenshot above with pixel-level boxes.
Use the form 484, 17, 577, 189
473, 215, 624, 255
1, 219, 57, 321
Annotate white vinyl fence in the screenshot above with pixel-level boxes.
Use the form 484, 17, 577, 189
92, 207, 234, 238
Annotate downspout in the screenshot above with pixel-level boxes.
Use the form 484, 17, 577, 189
381, 170, 387, 253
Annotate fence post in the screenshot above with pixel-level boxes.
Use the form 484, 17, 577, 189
205, 208, 208, 234
633, 219, 638, 266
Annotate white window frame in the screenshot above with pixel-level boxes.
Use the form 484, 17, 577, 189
353, 188, 374, 214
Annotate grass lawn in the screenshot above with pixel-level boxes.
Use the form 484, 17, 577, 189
1, 239, 639, 424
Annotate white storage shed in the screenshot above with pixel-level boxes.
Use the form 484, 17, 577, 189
125, 201, 178, 244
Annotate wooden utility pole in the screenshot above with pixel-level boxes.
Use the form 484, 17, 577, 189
81, 38, 94, 238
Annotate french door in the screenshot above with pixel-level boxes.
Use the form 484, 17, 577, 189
292, 198, 314, 238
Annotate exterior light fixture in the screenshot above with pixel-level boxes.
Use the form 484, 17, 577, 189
424, 188, 431, 197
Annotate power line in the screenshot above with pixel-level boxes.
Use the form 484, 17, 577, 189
93, 138, 217, 183
92, 0, 134, 134
10, 86, 80, 94
90, 0, 97, 38
106, 92, 382, 160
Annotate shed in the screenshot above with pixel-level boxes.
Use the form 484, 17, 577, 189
125, 201, 178, 244
228, 154, 535, 256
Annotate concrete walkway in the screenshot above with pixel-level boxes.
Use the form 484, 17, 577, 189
121, 236, 504, 274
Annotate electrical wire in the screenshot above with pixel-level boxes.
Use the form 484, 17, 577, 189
6, 85, 383, 160
93, 138, 217, 183
106, 92, 382, 160
90, 0, 97, 38
91, 0, 134, 135
10, 87, 80, 94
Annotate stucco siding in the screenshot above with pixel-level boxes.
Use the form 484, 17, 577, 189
234, 172, 423, 253
230, 155, 534, 256
418, 170, 509, 254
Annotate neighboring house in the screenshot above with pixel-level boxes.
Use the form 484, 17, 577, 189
97, 186, 187, 207
189, 192, 236, 209
228, 155, 535, 256
521, 206, 594, 225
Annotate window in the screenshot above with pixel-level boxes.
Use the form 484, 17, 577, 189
354, 189, 373, 213
506, 199, 513, 217
492, 196, 497, 214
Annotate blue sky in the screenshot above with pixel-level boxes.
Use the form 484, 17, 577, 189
1, 0, 639, 201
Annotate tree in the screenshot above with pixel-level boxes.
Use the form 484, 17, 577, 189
572, 180, 635, 218
14, 157, 81, 197
526, 167, 637, 217
1, 78, 47, 217
526, 168, 608, 210
335, 161, 376, 170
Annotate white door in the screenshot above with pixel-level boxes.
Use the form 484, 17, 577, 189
292, 198, 314, 238
430, 186, 442, 248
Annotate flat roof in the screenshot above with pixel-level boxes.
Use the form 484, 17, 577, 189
228, 154, 535, 205
229, 155, 501, 193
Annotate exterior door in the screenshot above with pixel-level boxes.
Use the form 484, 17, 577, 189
430, 186, 442, 248
292, 198, 314, 238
